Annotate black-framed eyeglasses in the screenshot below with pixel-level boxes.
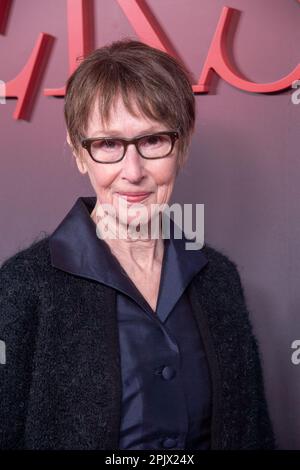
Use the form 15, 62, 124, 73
80, 130, 179, 164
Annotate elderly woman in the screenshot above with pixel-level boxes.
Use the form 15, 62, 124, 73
0, 39, 275, 450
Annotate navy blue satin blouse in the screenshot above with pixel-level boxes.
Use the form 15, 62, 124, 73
49, 197, 212, 450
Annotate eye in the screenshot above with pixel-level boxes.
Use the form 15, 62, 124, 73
143, 135, 165, 146
93, 139, 122, 151
102, 139, 118, 149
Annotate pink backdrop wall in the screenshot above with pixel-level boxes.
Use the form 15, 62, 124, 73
1, 0, 299, 449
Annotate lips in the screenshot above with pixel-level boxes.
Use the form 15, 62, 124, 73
116, 192, 152, 203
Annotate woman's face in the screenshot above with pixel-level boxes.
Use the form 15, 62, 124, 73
68, 95, 180, 230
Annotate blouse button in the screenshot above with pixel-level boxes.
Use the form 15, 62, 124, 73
161, 366, 176, 380
162, 437, 177, 449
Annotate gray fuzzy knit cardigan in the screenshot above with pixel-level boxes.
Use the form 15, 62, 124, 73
0, 236, 276, 450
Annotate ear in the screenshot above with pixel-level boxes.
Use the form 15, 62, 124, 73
66, 131, 88, 175
75, 155, 88, 175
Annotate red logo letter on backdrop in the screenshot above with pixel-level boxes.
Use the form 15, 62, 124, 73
116, 0, 177, 55
0, 0, 53, 119
194, 6, 300, 93
0, 0, 10, 34
44, 0, 94, 97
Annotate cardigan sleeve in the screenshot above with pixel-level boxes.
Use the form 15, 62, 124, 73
197, 245, 278, 449
228, 263, 277, 449
0, 253, 38, 449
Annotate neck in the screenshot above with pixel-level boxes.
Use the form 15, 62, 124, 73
90, 206, 165, 271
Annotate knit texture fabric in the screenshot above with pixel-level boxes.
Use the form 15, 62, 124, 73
0, 235, 276, 449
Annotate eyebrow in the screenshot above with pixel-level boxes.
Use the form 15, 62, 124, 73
89, 126, 167, 138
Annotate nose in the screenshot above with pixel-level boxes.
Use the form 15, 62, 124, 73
120, 142, 145, 182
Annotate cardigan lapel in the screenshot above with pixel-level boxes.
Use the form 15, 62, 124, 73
24, 264, 122, 449
27, 197, 123, 449
187, 281, 222, 450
